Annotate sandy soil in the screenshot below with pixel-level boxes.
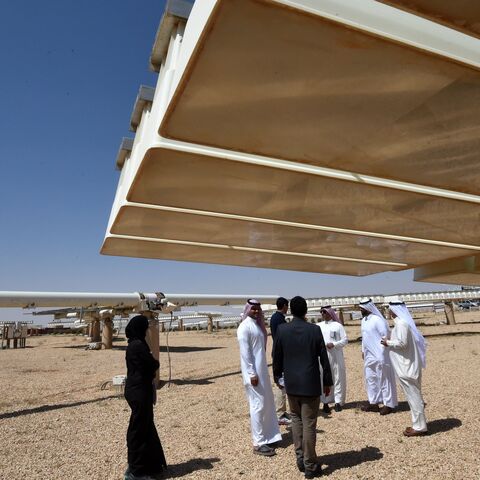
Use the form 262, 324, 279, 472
0, 311, 479, 480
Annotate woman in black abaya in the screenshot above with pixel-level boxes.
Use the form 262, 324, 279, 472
124, 315, 166, 480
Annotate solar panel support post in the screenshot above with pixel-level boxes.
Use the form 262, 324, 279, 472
102, 317, 114, 349
91, 319, 101, 343
444, 302, 456, 325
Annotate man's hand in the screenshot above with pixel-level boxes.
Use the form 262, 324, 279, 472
380, 337, 388, 347
326, 342, 334, 349
250, 375, 259, 386
324, 386, 331, 397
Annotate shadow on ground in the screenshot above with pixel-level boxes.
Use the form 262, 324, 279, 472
337, 401, 410, 413
159, 346, 225, 353
164, 457, 220, 478
427, 418, 462, 435
275, 427, 325, 450
322, 446, 383, 474
160, 368, 242, 388
0, 395, 120, 420
56, 345, 225, 353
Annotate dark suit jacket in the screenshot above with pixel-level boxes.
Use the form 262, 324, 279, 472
273, 317, 333, 397
270, 311, 286, 341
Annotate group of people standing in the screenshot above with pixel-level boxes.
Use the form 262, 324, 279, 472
119, 294, 428, 480
237, 295, 428, 478
359, 298, 428, 435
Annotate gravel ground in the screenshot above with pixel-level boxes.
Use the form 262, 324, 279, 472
0, 311, 479, 480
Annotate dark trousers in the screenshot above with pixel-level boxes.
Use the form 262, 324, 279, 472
126, 387, 167, 475
288, 394, 320, 474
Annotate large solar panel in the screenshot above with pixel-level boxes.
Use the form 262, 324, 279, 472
102, 0, 480, 283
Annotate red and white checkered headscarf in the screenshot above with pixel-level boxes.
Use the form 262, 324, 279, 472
320, 306, 341, 324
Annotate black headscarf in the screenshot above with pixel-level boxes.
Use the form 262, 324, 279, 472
126, 315, 149, 343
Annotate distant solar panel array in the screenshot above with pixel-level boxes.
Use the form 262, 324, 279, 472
102, 0, 480, 285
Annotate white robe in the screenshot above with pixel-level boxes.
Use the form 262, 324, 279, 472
361, 314, 398, 408
237, 317, 282, 446
387, 318, 427, 431
318, 320, 348, 405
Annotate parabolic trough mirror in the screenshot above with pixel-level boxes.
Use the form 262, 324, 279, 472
102, 0, 480, 284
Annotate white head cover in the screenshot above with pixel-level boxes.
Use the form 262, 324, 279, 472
359, 298, 390, 331
389, 302, 427, 368
320, 305, 340, 323
241, 299, 267, 349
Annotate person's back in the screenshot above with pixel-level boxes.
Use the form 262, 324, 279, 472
272, 296, 332, 479
388, 317, 422, 381
361, 313, 388, 365
126, 338, 159, 390
359, 299, 398, 415
276, 319, 325, 396
124, 315, 166, 480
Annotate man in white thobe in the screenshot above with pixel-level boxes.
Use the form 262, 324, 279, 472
318, 306, 348, 413
381, 301, 428, 436
237, 299, 282, 456
359, 298, 397, 415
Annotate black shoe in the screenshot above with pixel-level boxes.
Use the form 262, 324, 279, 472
266, 440, 281, 448
360, 403, 380, 412
124, 472, 157, 480
297, 460, 305, 472
322, 403, 331, 414
379, 406, 395, 416
305, 464, 322, 478
253, 445, 276, 456
334, 403, 342, 412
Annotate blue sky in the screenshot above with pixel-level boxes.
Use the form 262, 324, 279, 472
0, 1, 454, 322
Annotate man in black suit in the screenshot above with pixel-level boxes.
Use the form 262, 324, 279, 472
273, 296, 333, 479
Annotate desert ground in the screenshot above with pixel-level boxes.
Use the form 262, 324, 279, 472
0, 311, 479, 480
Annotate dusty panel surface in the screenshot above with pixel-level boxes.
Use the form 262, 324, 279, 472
101, 236, 402, 275
111, 205, 475, 266
414, 253, 480, 285
128, 148, 480, 246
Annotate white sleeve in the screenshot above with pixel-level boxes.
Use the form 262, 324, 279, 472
333, 324, 348, 349
237, 327, 257, 377
375, 316, 389, 338
361, 322, 365, 353
386, 321, 408, 350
